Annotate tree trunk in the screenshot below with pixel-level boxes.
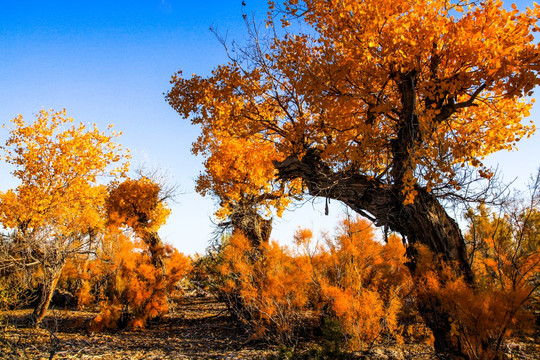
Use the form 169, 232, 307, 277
144, 230, 166, 275
143, 230, 169, 318
229, 201, 273, 249
392, 188, 473, 282
32, 261, 65, 324
274, 153, 471, 357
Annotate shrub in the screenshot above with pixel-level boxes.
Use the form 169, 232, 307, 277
310, 217, 412, 351
217, 231, 313, 342
91, 232, 191, 330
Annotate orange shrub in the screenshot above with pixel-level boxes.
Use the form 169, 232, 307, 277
414, 239, 538, 360
91, 232, 191, 330
214, 217, 413, 350
57, 230, 190, 331
308, 217, 412, 350
218, 231, 313, 342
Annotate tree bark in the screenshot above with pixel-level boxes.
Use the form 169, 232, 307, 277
144, 230, 166, 275
274, 152, 472, 356
32, 261, 65, 324
143, 230, 168, 315
229, 201, 273, 249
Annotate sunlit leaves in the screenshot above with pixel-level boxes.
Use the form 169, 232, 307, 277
106, 177, 171, 233
167, 0, 539, 208
0, 109, 130, 235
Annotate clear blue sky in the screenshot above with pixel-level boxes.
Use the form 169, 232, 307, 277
1, 0, 538, 255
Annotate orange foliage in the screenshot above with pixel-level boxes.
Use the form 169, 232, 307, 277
167, 0, 539, 210
0, 109, 129, 235
214, 217, 412, 349
414, 234, 538, 359
58, 231, 190, 331
310, 218, 412, 350
57, 257, 95, 308
218, 231, 312, 341
89, 232, 190, 330
106, 177, 171, 233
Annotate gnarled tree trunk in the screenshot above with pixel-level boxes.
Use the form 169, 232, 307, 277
275, 152, 472, 356
228, 200, 273, 249
144, 230, 166, 275
142, 230, 168, 316
217, 200, 273, 322
32, 260, 66, 324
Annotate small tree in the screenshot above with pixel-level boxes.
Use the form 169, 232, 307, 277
0, 109, 129, 323
83, 174, 189, 330
88, 232, 191, 331
106, 176, 172, 272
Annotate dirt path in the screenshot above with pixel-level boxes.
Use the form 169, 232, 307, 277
1, 295, 273, 359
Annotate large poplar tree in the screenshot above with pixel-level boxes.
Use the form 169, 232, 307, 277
166, 0, 539, 355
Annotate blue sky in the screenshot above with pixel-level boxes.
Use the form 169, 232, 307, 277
1, 0, 539, 254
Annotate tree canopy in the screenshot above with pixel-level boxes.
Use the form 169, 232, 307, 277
0, 109, 129, 238
167, 0, 539, 216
